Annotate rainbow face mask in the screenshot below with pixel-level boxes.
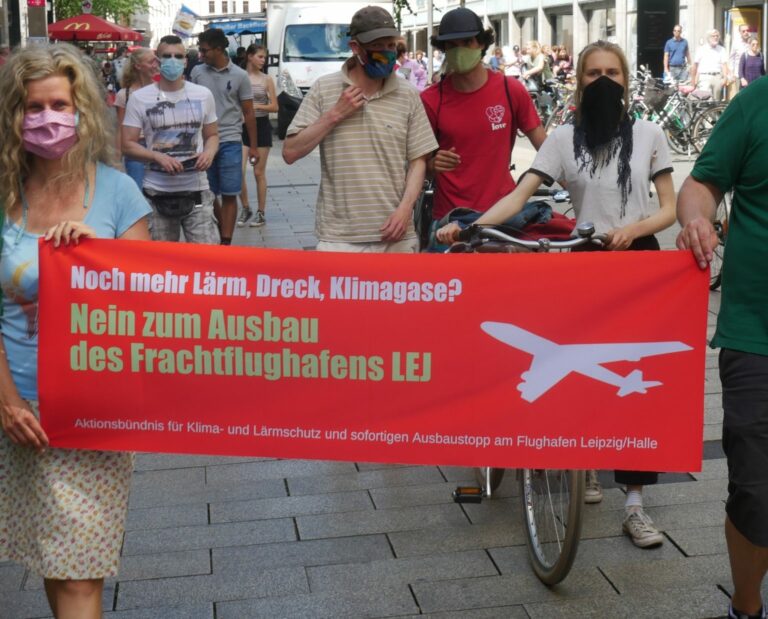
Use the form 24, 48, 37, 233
360, 48, 397, 79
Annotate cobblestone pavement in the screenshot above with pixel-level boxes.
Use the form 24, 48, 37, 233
1, 141, 741, 618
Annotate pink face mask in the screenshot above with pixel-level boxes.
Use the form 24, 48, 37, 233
22, 109, 79, 159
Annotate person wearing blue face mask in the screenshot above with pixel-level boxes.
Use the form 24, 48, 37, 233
283, 6, 437, 254
122, 35, 221, 245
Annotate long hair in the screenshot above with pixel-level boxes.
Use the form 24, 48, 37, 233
574, 40, 630, 124
120, 48, 154, 89
245, 44, 268, 74
0, 44, 116, 213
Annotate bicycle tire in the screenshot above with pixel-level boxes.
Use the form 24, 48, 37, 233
664, 126, 692, 156
710, 193, 730, 290
474, 467, 506, 496
691, 104, 727, 153
520, 468, 585, 585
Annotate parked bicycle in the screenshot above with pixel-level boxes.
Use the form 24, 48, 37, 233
710, 192, 731, 290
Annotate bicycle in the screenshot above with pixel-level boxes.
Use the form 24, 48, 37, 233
709, 191, 731, 291
449, 212, 607, 585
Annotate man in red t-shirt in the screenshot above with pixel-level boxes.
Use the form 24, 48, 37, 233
420, 8, 545, 224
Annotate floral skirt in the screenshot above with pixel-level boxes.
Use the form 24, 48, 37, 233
0, 402, 133, 579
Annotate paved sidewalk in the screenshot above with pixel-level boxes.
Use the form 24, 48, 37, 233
1, 142, 740, 618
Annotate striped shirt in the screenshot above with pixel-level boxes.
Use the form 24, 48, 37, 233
287, 64, 438, 243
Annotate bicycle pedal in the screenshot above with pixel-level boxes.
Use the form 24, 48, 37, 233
452, 486, 484, 504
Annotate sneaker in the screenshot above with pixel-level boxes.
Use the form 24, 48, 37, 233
250, 210, 266, 227
237, 207, 253, 227
729, 604, 767, 619
584, 469, 603, 504
622, 508, 664, 548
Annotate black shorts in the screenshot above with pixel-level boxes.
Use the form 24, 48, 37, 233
241, 116, 273, 148
720, 348, 768, 547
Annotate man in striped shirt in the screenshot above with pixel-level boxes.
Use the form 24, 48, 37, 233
283, 6, 438, 253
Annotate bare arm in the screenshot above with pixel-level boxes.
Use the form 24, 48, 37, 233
0, 338, 47, 452
606, 172, 676, 250
241, 99, 258, 160
664, 52, 671, 75
381, 155, 428, 242
675, 175, 722, 268
118, 217, 151, 241
115, 104, 126, 155
525, 125, 547, 150
194, 121, 219, 171
436, 171, 543, 243
283, 85, 366, 164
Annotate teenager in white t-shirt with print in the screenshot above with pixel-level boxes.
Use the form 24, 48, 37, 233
438, 40, 677, 549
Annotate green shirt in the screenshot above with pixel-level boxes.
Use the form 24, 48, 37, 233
692, 76, 768, 354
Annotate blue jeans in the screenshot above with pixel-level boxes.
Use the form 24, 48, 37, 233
124, 158, 145, 189
206, 141, 243, 196
669, 66, 689, 82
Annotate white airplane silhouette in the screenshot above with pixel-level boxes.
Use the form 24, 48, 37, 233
481, 321, 693, 403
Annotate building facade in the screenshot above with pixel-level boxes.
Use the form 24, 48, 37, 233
402, 0, 767, 75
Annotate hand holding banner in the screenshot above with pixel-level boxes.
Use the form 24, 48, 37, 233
39, 240, 709, 471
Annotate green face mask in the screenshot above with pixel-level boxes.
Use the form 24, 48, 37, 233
445, 46, 483, 74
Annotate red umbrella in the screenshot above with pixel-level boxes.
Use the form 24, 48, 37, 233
48, 13, 142, 42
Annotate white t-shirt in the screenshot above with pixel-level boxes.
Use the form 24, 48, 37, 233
695, 44, 727, 74
123, 82, 217, 193
528, 119, 673, 234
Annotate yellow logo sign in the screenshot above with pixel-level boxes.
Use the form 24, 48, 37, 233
64, 22, 91, 30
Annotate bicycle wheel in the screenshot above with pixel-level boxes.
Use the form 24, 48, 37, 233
474, 467, 506, 496
664, 126, 692, 155
691, 104, 727, 153
520, 468, 585, 585
710, 193, 730, 290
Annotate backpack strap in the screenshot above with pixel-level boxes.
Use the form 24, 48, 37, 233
502, 75, 517, 152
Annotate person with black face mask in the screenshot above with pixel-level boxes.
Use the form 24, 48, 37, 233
438, 40, 677, 549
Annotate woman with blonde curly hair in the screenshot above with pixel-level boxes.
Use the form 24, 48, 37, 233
0, 44, 150, 618
114, 47, 159, 188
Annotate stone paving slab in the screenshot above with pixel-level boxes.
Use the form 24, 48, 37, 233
122, 518, 297, 555
124, 503, 209, 531
400, 607, 530, 619
209, 489, 373, 523
287, 465, 446, 495
204, 459, 357, 484
115, 566, 309, 610
296, 503, 469, 540
665, 525, 729, 557
388, 521, 528, 558
215, 586, 418, 618
490, 536, 684, 575
411, 567, 616, 614
211, 534, 393, 572
523, 583, 727, 618
306, 549, 498, 593
600, 554, 731, 594
128, 475, 288, 510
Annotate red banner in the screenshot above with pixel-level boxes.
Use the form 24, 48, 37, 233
39, 240, 709, 471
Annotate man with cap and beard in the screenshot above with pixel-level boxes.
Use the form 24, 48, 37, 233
282, 6, 437, 253
420, 7, 545, 248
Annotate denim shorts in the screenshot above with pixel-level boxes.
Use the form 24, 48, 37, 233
207, 140, 243, 196
720, 348, 768, 547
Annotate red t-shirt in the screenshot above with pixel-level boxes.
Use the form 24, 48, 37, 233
420, 70, 541, 219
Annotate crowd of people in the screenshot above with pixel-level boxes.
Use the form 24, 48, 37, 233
663, 23, 765, 100
0, 6, 767, 618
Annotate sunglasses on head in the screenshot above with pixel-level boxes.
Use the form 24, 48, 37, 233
160, 53, 185, 60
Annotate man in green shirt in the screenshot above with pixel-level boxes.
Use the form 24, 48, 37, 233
677, 76, 768, 619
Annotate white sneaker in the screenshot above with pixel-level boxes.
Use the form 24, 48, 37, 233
584, 469, 603, 504
622, 508, 663, 548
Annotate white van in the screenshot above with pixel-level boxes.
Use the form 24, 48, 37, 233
266, 0, 393, 135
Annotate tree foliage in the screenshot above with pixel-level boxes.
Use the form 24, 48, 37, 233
53, 0, 149, 23
392, 0, 416, 29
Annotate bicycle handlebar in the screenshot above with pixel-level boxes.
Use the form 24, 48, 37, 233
454, 221, 608, 251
